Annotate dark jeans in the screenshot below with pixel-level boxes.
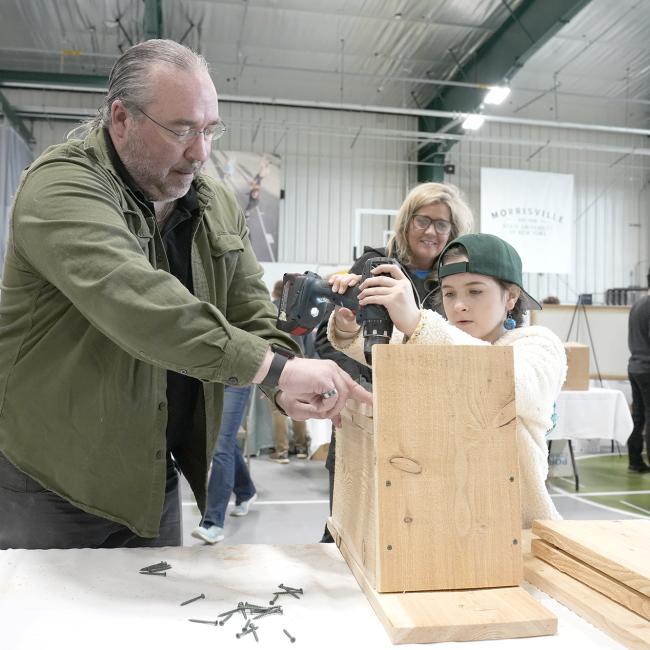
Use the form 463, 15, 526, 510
0, 452, 182, 549
202, 385, 255, 528
628, 372, 650, 465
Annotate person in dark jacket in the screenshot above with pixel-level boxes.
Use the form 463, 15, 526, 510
627, 275, 650, 473
316, 181, 474, 541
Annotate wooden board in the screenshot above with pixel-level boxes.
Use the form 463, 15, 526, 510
532, 538, 650, 621
331, 402, 378, 588
372, 345, 522, 592
524, 553, 650, 650
533, 520, 650, 597
328, 518, 556, 645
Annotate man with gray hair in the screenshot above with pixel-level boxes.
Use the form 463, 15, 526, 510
0, 39, 370, 549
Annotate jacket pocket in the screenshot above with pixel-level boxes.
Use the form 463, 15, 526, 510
207, 233, 246, 307
208, 233, 245, 257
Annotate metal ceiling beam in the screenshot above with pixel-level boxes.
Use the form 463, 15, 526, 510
418, 0, 594, 182
144, 0, 163, 40
0, 90, 33, 145
0, 70, 107, 91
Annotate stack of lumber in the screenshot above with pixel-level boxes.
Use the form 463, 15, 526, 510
524, 520, 650, 649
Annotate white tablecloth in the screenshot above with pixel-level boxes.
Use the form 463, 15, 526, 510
548, 388, 632, 445
0, 544, 623, 649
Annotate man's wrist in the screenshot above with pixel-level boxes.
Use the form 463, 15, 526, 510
252, 349, 274, 385
257, 345, 296, 389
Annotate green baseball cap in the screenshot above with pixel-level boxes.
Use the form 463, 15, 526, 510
437, 233, 542, 310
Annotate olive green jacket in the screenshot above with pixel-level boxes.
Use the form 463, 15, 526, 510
0, 128, 298, 537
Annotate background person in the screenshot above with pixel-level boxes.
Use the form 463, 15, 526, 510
192, 385, 256, 544
627, 275, 650, 473
329, 233, 567, 528
316, 182, 474, 541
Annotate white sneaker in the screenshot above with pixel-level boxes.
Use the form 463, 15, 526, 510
191, 525, 225, 544
230, 493, 257, 517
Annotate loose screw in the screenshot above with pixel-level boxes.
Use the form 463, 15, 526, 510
244, 601, 267, 611
269, 594, 280, 605
252, 606, 283, 620
180, 593, 205, 606
236, 622, 258, 639
188, 619, 218, 625
218, 612, 235, 626
140, 571, 166, 576
283, 628, 296, 643
140, 561, 170, 573
278, 584, 303, 595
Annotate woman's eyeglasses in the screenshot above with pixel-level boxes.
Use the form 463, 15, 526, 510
411, 215, 452, 235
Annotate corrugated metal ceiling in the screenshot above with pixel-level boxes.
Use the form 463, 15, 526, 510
0, 0, 649, 129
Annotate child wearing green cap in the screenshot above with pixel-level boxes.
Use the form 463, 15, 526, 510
328, 233, 567, 529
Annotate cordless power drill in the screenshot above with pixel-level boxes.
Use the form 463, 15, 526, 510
276, 256, 396, 363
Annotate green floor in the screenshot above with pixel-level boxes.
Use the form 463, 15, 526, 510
549, 453, 650, 516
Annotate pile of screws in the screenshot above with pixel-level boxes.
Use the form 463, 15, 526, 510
139, 561, 171, 576
187, 584, 303, 643
270, 583, 303, 605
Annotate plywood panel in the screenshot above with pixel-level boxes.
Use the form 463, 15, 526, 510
524, 554, 650, 650
532, 538, 650, 621
329, 519, 556, 645
372, 345, 522, 592
331, 402, 377, 588
533, 520, 650, 597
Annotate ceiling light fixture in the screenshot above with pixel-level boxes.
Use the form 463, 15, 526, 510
461, 114, 485, 130
483, 86, 511, 105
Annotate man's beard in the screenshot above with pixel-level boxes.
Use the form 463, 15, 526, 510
121, 130, 201, 201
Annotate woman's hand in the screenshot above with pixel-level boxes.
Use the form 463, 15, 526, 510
358, 264, 421, 337
330, 274, 362, 334
329, 273, 362, 294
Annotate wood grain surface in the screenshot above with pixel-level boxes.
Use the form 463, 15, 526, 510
525, 552, 650, 650
532, 520, 650, 597
329, 519, 556, 644
532, 538, 650, 621
372, 345, 522, 592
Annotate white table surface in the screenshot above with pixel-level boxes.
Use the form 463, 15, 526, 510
548, 387, 632, 445
0, 543, 623, 649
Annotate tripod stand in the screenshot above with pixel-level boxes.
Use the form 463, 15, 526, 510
551, 297, 612, 490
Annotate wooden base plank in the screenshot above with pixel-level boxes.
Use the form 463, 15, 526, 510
532, 538, 650, 621
524, 553, 650, 650
532, 520, 650, 597
329, 518, 556, 645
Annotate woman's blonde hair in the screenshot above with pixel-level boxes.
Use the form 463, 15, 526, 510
386, 182, 474, 269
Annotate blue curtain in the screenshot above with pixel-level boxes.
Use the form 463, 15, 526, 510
0, 125, 33, 277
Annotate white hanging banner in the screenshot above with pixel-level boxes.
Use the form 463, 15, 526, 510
480, 167, 573, 274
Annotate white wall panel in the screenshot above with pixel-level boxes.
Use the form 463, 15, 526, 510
446, 122, 650, 305
216, 103, 414, 265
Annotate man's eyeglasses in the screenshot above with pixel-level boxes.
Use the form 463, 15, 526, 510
136, 107, 226, 144
411, 215, 452, 235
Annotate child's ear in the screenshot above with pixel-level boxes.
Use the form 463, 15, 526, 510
507, 286, 521, 310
